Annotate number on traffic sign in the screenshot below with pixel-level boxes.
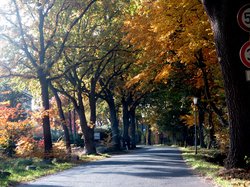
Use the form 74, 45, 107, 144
244, 12, 250, 24
237, 4, 250, 32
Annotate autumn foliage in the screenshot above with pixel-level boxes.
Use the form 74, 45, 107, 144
124, 0, 217, 88
16, 137, 68, 159
0, 102, 69, 158
0, 104, 32, 156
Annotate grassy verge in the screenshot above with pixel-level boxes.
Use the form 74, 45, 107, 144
0, 154, 108, 187
181, 147, 250, 187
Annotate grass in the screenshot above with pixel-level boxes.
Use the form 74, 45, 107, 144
181, 147, 250, 187
0, 154, 108, 187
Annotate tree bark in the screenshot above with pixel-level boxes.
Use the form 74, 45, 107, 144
98, 79, 121, 150
147, 125, 152, 145
89, 78, 97, 127
76, 90, 96, 154
76, 107, 96, 154
49, 83, 71, 154
208, 109, 215, 149
129, 107, 136, 149
68, 110, 73, 143
107, 96, 121, 150
39, 75, 53, 157
73, 109, 77, 145
122, 97, 130, 149
202, 0, 250, 168
198, 106, 206, 148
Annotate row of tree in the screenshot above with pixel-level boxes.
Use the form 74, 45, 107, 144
0, 0, 151, 156
0, 0, 249, 169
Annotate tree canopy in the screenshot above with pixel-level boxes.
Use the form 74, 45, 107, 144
0, 0, 248, 170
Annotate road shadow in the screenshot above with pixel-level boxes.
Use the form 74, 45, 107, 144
15, 147, 211, 187
85, 146, 195, 179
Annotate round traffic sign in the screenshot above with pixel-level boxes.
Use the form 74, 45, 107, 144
237, 4, 250, 32
240, 41, 250, 68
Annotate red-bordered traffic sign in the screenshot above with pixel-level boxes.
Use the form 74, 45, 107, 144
237, 4, 250, 32
240, 41, 250, 68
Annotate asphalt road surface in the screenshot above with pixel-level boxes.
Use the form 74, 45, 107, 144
17, 146, 215, 187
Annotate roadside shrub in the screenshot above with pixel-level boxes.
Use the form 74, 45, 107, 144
0, 106, 32, 157
16, 138, 68, 160
16, 137, 44, 158
53, 140, 68, 160
15, 137, 36, 157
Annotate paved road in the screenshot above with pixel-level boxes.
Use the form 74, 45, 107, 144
17, 146, 215, 187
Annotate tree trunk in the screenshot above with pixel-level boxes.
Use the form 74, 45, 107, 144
202, 0, 250, 168
39, 75, 53, 157
197, 50, 228, 127
49, 83, 71, 154
122, 97, 130, 149
147, 125, 152, 145
86, 79, 97, 154
208, 109, 215, 149
89, 78, 97, 127
68, 110, 73, 143
129, 108, 136, 149
73, 109, 77, 145
75, 90, 96, 154
198, 106, 206, 148
107, 96, 120, 150
76, 108, 96, 154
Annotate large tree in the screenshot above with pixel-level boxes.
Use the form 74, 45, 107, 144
0, 0, 96, 156
202, 0, 250, 168
52, 0, 130, 154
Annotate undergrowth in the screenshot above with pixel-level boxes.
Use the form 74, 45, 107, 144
181, 147, 250, 187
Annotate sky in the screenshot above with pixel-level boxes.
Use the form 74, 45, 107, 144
0, 1, 10, 27
0, 1, 9, 8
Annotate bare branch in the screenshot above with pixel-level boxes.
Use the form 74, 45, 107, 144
0, 64, 36, 79
51, 81, 79, 109
44, 0, 56, 16
45, 0, 67, 51
50, 0, 97, 68
12, 0, 38, 68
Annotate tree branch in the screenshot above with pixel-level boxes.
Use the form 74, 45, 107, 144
12, 0, 38, 68
50, 0, 97, 68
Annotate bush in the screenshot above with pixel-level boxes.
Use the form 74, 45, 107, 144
16, 137, 69, 160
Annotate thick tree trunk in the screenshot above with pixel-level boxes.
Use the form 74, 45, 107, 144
75, 107, 95, 154
72, 109, 77, 145
39, 75, 53, 157
49, 84, 71, 154
75, 90, 96, 154
77, 109, 96, 154
107, 97, 120, 150
202, 0, 250, 168
68, 111, 73, 142
122, 97, 130, 149
129, 108, 136, 149
89, 79, 97, 126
